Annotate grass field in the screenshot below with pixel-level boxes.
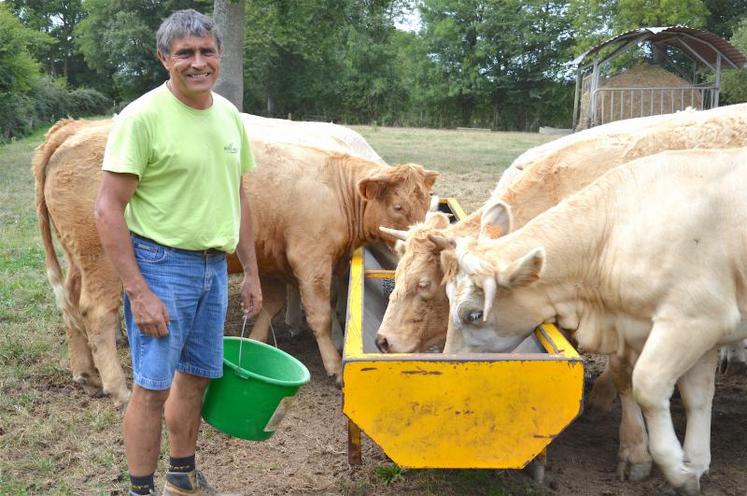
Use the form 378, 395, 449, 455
0, 123, 554, 495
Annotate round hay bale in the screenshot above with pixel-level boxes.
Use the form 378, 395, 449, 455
577, 64, 703, 130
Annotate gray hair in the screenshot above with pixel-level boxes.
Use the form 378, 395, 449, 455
156, 9, 222, 56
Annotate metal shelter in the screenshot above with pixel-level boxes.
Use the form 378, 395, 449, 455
571, 26, 747, 130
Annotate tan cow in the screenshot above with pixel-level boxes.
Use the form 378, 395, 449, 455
34, 119, 437, 405
374, 103, 747, 481
376, 103, 747, 354
439, 148, 747, 495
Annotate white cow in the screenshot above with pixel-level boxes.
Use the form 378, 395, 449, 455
436, 147, 747, 494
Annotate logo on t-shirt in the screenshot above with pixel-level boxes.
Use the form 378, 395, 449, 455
224, 143, 238, 154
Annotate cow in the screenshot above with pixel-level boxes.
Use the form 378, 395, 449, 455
240, 113, 386, 165
375, 103, 747, 356
373, 103, 747, 481
34, 119, 437, 406
437, 148, 747, 495
233, 114, 389, 342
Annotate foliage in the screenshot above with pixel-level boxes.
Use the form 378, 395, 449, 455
374, 464, 406, 485
74, 0, 212, 101
0, 76, 112, 143
720, 18, 747, 104
2, 0, 746, 133
0, 3, 51, 94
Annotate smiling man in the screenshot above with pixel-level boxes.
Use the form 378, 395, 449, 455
94, 9, 262, 496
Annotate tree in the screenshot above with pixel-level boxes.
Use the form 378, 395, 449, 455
213, 0, 245, 110
74, 0, 212, 101
720, 17, 747, 104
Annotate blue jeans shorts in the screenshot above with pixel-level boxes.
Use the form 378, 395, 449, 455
124, 233, 228, 390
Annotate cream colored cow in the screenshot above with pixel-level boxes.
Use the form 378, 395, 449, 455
440, 148, 747, 495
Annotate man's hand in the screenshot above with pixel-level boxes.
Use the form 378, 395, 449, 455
128, 287, 170, 336
240, 272, 262, 318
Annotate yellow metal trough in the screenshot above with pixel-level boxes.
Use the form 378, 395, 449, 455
342, 198, 584, 470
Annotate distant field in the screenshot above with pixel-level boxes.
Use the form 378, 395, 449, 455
0, 123, 556, 495
351, 126, 555, 211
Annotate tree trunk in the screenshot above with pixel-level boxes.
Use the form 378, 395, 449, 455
213, 0, 245, 111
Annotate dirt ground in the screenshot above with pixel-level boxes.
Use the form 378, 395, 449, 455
183, 282, 747, 496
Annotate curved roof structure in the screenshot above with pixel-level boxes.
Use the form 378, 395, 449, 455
572, 26, 747, 69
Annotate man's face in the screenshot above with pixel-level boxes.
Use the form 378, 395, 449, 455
158, 35, 221, 106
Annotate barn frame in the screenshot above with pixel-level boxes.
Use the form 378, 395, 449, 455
571, 26, 746, 130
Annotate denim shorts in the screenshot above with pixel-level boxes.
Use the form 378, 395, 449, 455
124, 233, 228, 390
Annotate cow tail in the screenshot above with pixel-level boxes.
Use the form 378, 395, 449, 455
32, 119, 80, 313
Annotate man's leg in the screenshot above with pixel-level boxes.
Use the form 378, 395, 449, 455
164, 371, 210, 457
124, 385, 170, 493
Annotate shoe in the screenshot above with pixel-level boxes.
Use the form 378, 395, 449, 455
162, 469, 217, 496
129, 491, 155, 496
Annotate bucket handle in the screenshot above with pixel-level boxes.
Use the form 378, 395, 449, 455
235, 315, 251, 379
235, 311, 278, 380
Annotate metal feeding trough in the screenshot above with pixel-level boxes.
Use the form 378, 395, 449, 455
342, 198, 584, 472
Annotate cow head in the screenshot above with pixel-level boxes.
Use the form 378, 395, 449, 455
357, 163, 439, 247
374, 213, 453, 353
440, 200, 549, 353
374, 196, 523, 354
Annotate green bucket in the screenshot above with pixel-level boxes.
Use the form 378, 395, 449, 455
202, 337, 310, 441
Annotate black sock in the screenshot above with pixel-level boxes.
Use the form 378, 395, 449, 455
168, 454, 195, 473
129, 473, 154, 495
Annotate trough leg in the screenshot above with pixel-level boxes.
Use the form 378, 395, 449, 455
528, 449, 546, 483
347, 420, 362, 465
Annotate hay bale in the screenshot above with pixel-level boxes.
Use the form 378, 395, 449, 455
577, 64, 703, 130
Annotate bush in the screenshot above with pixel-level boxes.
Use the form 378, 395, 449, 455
68, 88, 113, 117
0, 78, 112, 144
0, 92, 34, 141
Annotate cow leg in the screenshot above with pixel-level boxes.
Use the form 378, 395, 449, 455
677, 348, 718, 478
586, 358, 617, 413
79, 289, 129, 408
248, 278, 286, 342
330, 267, 350, 352
633, 324, 719, 496
610, 350, 652, 481
63, 265, 102, 393
296, 267, 341, 383
284, 285, 305, 337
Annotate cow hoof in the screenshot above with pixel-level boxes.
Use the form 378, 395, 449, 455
616, 460, 652, 481
112, 389, 131, 409
628, 461, 653, 481
671, 469, 700, 496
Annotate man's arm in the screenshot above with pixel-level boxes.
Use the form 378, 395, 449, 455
235, 182, 262, 318
94, 171, 170, 336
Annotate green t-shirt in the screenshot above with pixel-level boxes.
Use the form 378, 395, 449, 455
102, 83, 254, 253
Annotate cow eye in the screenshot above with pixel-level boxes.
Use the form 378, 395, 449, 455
393, 204, 403, 211
466, 310, 483, 323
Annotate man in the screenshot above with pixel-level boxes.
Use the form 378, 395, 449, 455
95, 9, 261, 496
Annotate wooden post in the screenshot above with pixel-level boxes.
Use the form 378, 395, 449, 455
348, 420, 362, 465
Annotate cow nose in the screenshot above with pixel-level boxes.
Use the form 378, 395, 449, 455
375, 335, 390, 353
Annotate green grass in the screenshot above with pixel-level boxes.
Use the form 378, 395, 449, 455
0, 122, 555, 495
351, 125, 554, 176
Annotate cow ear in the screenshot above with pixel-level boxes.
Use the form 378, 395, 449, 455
424, 212, 450, 229
498, 247, 545, 288
439, 248, 459, 284
428, 233, 456, 253
480, 200, 512, 239
357, 175, 388, 200
423, 170, 439, 190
